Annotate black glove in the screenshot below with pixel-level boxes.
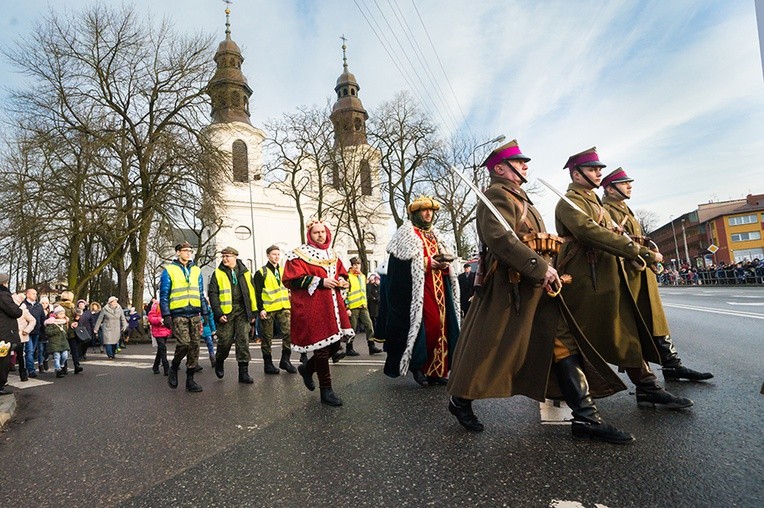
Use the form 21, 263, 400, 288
163, 315, 172, 331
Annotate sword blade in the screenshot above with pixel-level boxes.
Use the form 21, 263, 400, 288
449, 166, 518, 240
537, 178, 590, 217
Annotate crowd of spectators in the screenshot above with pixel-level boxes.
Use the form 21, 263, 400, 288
658, 259, 764, 286
2, 292, 148, 385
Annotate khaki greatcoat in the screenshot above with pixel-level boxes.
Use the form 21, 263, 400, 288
602, 196, 670, 336
555, 182, 660, 368
447, 179, 625, 402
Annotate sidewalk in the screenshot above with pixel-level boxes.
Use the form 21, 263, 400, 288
0, 393, 16, 428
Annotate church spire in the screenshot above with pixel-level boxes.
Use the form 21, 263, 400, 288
207, 3, 253, 125
330, 36, 368, 147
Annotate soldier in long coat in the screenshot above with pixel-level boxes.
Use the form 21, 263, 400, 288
601, 168, 713, 382
554, 147, 692, 409
447, 140, 632, 444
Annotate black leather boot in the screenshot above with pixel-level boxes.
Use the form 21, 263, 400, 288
628, 361, 694, 409
554, 355, 635, 444
345, 341, 360, 357
367, 341, 383, 355
238, 362, 254, 384
331, 350, 346, 363
412, 369, 428, 387
263, 354, 280, 375
320, 387, 343, 406
300, 352, 308, 364
448, 396, 484, 432
214, 356, 225, 379
636, 383, 693, 409
662, 365, 714, 381
185, 368, 202, 392
653, 335, 680, 366
193, 365, 203, 373
168, 364, 179, 389
279, 351, 298, 373
297, 363, 315, 391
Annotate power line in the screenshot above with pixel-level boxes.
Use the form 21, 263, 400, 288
353, 0, 441, 125
385, 0, 464, 135
369, 0, 462, 134
410, 0, 474, 138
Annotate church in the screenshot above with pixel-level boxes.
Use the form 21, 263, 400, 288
202, 8, 391, 276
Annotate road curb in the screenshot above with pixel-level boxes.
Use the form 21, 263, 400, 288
0, 393, 16, 428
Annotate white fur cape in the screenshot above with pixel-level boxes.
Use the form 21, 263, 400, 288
386, 221, 461, 376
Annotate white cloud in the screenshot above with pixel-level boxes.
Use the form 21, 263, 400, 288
1, 0, 761, 231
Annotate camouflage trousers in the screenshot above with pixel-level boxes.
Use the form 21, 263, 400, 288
216, 306, 252, 363
349, 307, 375, 343
171, 315, 202, 370
260, 309, 291, 355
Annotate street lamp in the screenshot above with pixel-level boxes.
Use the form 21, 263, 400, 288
248, 174, 258, 271
681, 218, 691, 266
669, 216, 681, 269
470, 134, 506, 177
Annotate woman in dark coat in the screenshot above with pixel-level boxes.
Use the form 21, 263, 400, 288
0, 274, 23, 395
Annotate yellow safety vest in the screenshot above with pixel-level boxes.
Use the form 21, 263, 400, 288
260, 266, 291, 312
214, 268, 257, 314
347, 272, 367, 309
166, 264, 202, 310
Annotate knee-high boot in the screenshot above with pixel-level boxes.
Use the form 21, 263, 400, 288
654, 335, 714, 381
554, 355, 634, 444
626, 360, 693, 409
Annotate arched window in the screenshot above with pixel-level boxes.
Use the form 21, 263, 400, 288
232, 140, 248, 182
360, 159, 372, 196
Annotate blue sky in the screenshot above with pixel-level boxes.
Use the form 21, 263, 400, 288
2, 0, 762, 228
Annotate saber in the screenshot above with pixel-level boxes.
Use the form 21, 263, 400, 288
449, 166, 518, 240
449, 166, 564, 296
647, 239, 665, 275
538, 178, 647, 272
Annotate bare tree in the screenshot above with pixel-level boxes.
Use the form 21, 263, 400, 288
368, 91, 439, 227
325, 144, 387, 270
263, 104, 335, 240
635, 208, 659, 235
3, 4, 227, 307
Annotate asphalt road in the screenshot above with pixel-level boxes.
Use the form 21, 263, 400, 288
1, 286, 762, 508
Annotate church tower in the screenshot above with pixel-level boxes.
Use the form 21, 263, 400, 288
203, 5, 300, 273
208, 6, 253, 125
330, 38, 369, 147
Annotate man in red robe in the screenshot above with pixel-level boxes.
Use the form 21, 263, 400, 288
283, 220, 354, 406
378, 196, 461, 386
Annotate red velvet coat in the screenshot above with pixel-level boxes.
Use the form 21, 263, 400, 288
283, 245, 354, 353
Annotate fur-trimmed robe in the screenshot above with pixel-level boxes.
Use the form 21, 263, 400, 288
283, 244, 355, 353
378, 221, 461, 378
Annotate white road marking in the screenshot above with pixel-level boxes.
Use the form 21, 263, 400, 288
539, 399, 572, 426
726, 302, 764, 306
664, 302, 764, 319
5, 377, 54, 388
84, 360, 152, 369
549, 501, 610, 508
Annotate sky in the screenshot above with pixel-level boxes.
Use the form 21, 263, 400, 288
1, 0, 763, 230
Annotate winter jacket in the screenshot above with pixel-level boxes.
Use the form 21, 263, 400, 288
159, 259, 210, 319
0, 286, 22, 344
147, 302, 171, 339
25, 299, 46, 336
94, 304, 127, 345
14, 299, 36, 343
44, 316, 70, 353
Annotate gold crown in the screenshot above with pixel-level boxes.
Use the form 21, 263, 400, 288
408, 195, 440, 214
305, 218, 325, 230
